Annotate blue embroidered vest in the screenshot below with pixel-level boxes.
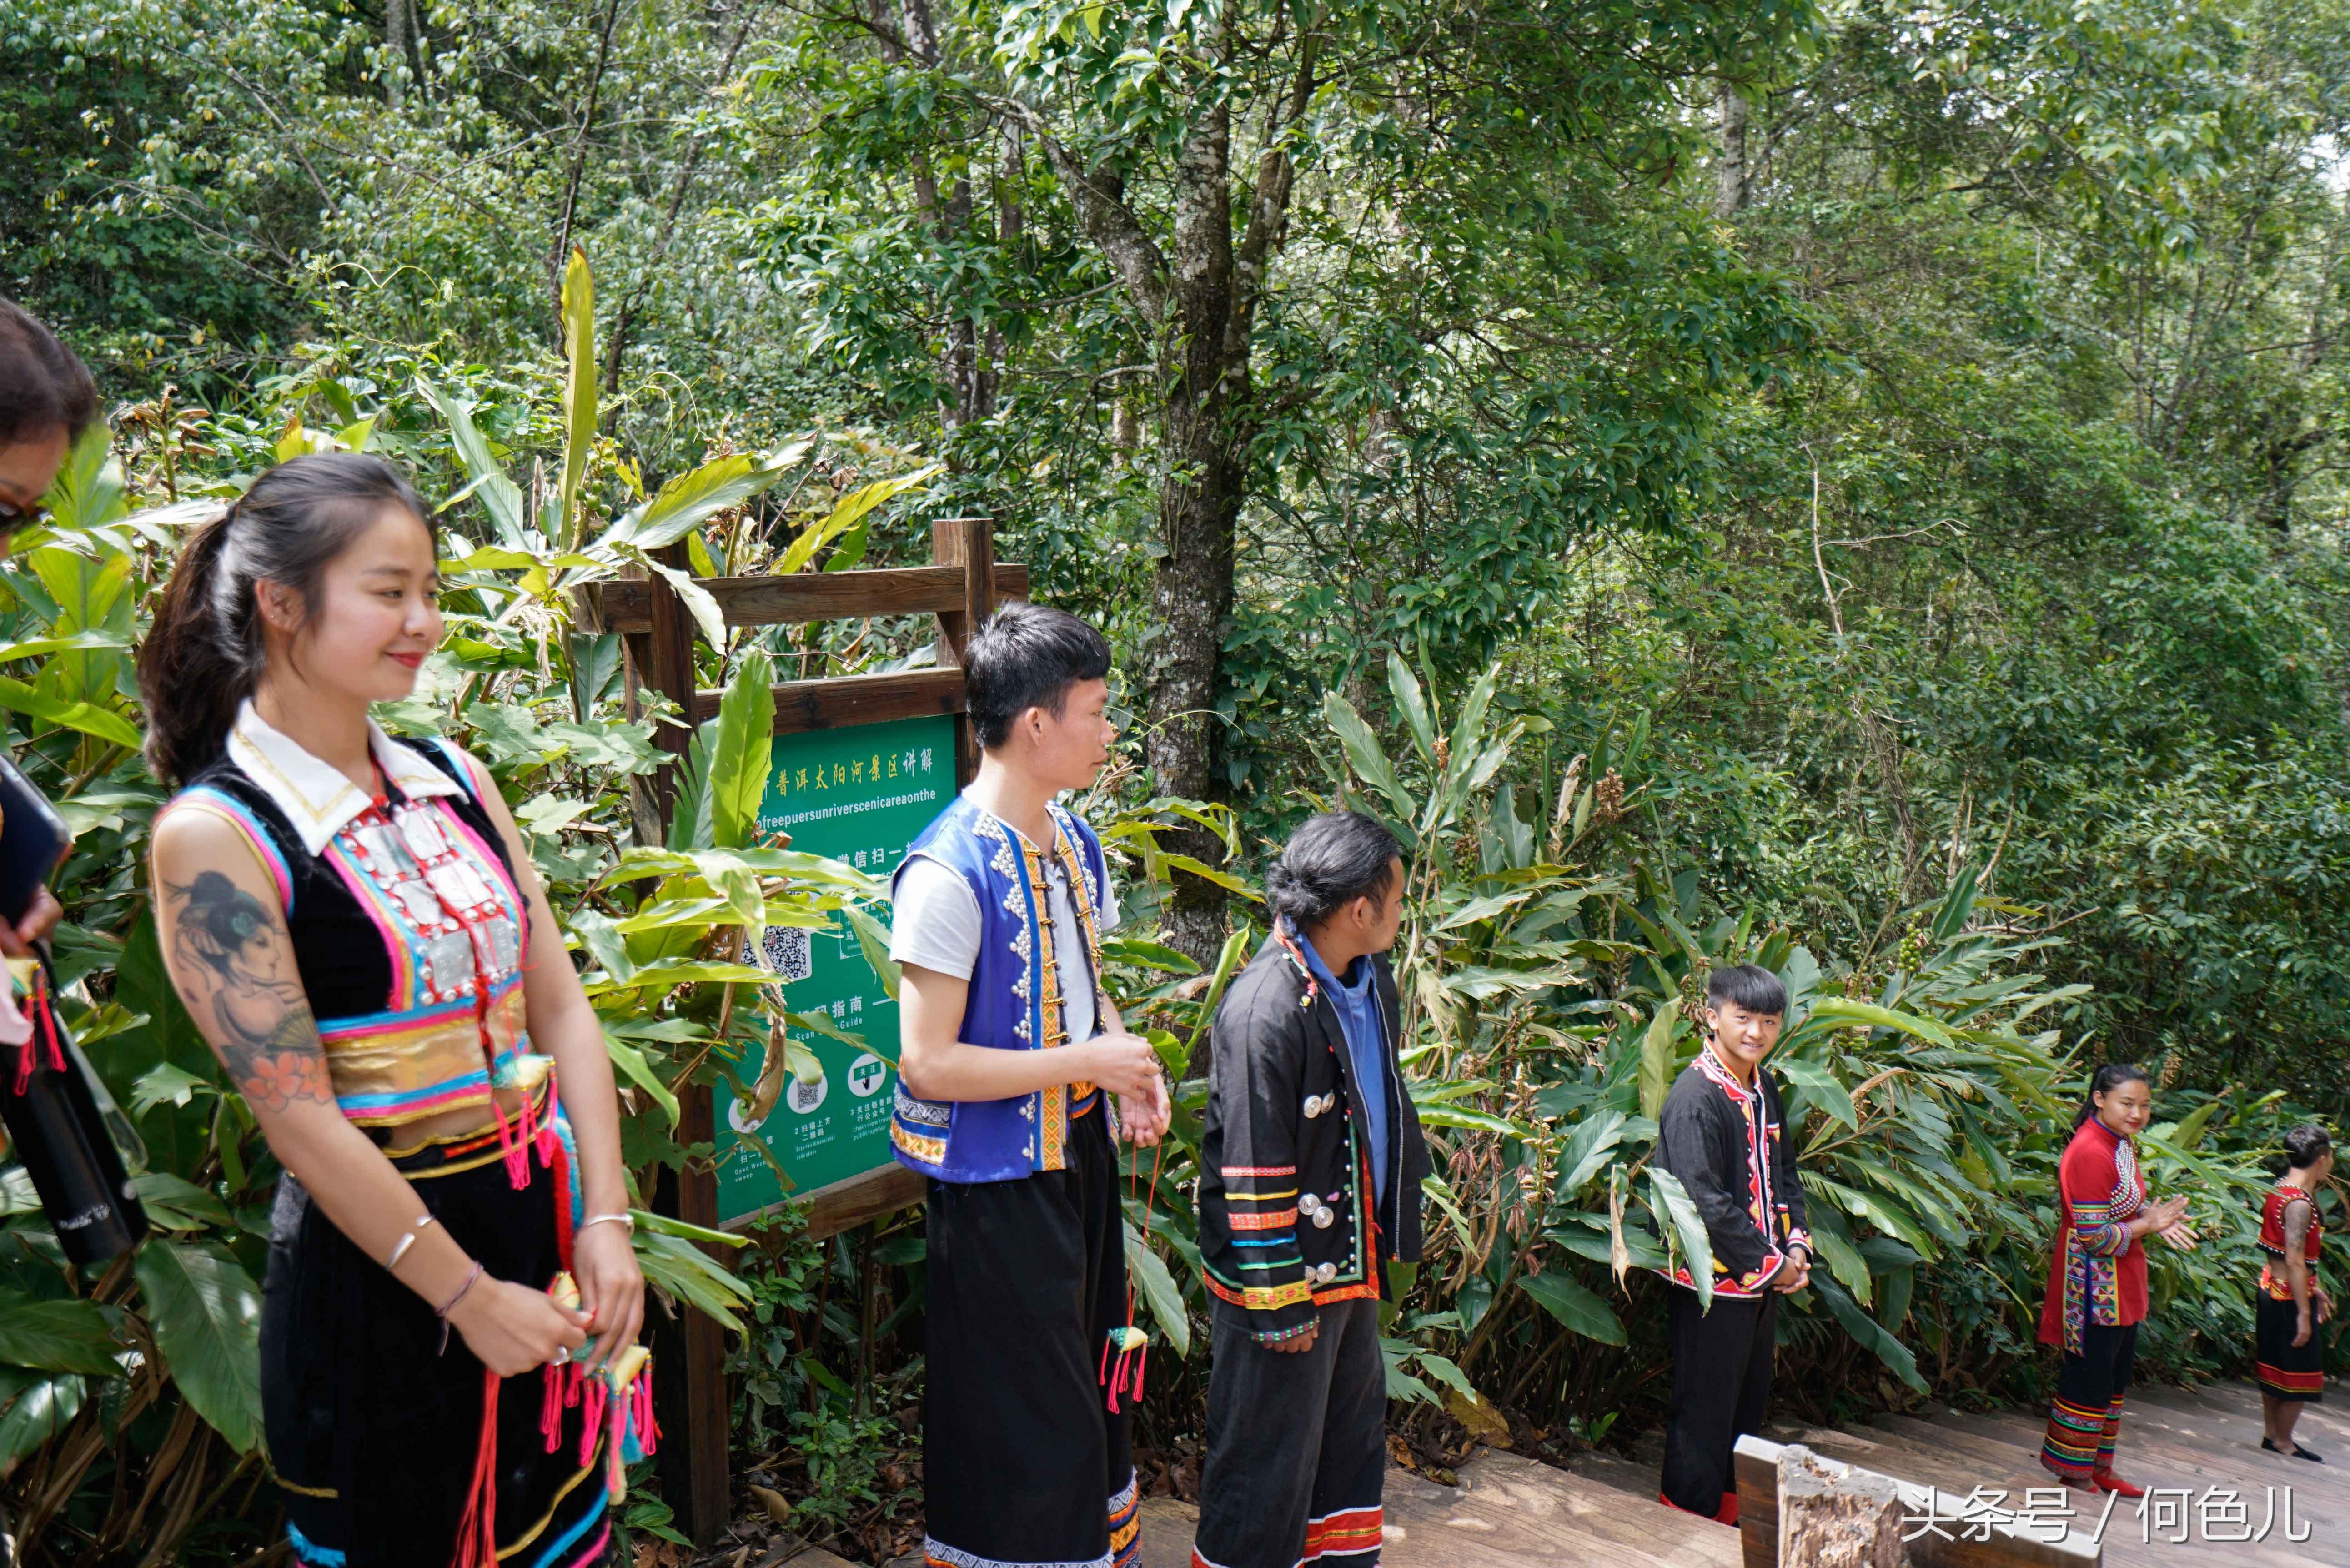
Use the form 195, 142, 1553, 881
888, 794, 1113, 1184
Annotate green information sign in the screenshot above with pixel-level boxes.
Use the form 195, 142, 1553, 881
712, 712, 958, 1226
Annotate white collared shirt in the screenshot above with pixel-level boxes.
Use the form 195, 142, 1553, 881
226, 698, 467, 855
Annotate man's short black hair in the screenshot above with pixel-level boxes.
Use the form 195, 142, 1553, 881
0, 297, 100, 448
1266, 811, 1405, 930
1705, 964, 1787, 1018
964, 603, 1112, 749
2285, 1123, 2333, 1169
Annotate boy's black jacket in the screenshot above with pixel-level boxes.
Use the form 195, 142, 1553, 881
1196, 932, 1430, 1341
1654, 1048, 1811, 1296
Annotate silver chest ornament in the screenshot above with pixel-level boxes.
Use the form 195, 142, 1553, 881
1312, 1261, 1339, 1284
1297, 1191, 1338, 1229
1302, 1093, 1333, 1119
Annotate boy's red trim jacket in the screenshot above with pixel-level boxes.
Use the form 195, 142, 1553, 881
1655, 1044, 1813, 1296
1197, 934, 1430, 1342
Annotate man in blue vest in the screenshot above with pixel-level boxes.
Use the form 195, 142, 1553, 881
890, 603, 1170, 1568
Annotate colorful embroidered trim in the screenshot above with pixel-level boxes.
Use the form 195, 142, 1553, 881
2256, 1362, 2325, 1398
1228, 1208, 1299, 1231
164, 789, 294, 910
1219, 1165, 1297, 1178
1251, 1318, 1319, 1345
1108, 1472, 1141, 1568
922, 1541, 1113, 1568
1203, 1273, 1314, 1312
2040, 1395, 2106, 1481
1300, 1505, 1383, 1561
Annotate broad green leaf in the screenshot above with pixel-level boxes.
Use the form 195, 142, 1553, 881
1160, 854, 1258, 897
1774, 1056, 1858, 1131
132, 1172, 233, 1233
603, 1026, 682, 1127
0, 1371, 87, 1468
1435, 890, 1532, 933
1122, 1220, 1190, 1357
134, 1239, 263, 1452
1648, 1168, 1714, 1312
774, 467, 940, 574
0, 1290, 123, 1374
1637, 1006, 1682, 1121
0, 676, 140, 749
1516, 1270, 1627, 1345
1555, 1108, 1627, 1195
1800, 1206, 1872, 1306
1811, 1273, 1928, 1393
558, 246, 597, 548
844, 904, 900, 1001
1321, 691, 1416, 823
131, 1062, 212, 1118
640, 556, 728, 653
630, 1209, 750, 1247
1806, 997, 1955, 1048
708, 648, 777, 849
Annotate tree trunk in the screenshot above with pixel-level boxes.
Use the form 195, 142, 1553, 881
1148, 99, 1245, 965
1714, 83, 1748, 220
385, 0, 409, 106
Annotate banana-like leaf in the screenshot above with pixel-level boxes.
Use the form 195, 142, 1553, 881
845, 904, 901, 1001
1160, 854, 1259, 898
1387, 650, 1437, 763
0, 677, 140, 750
775, 467, 940, 575
134, 1238, 264, 1452
632, 1229, 755, 1333
1123, 1220, 1191, 1357
1648, 1167, 1714, 1312
602, 443, 811, 554
558, 247, 597, 548
1775, 1055, 1858, 1130
414, 377, 526, 546
1637, 1006, 1682, 1121
708, 648, 777, 850
603, 1025, 682, 1126
1517, 1269, 1627, 1345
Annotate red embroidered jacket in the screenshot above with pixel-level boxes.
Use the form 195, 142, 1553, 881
2038, 1117, 2147, 1353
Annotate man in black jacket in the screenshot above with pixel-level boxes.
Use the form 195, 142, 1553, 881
1654, 963, 1814, 1523
1193, 812, 1431, 1568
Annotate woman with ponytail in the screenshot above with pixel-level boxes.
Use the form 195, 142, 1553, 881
2035, 1062, 2194, 1496
141, 454, 644, 1568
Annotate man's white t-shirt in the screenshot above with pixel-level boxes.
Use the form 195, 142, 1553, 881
889, 810, 1122, 1047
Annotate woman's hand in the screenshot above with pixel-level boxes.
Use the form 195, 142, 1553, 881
571, 1221, 646, 1375
0, 885, 62, 958
1121, 1071, 1171, 1148
449, 1275, 590, 1378
2154, 1221, 2198, 1251
2138, 1195, 2189, 1237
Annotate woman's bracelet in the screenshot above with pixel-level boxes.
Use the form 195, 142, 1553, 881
384, 1212, 438, 1273
435, 1261, 484, 1355
579, 1212, 635, 1236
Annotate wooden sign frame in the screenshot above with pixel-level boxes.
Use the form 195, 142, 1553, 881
587, 517, 1019, 1546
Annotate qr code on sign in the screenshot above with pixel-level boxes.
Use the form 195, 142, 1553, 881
758, 925, 813, 983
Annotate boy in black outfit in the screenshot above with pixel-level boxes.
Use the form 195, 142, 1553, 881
1653, 964, 1813, 1524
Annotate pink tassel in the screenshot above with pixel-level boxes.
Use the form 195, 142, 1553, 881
449, 1368, 502, 1568
578, 1378, 607, 1468
1131, 1345, 1147, 1402
539, 1362, 566, 1454
632, 1367, 659, 1457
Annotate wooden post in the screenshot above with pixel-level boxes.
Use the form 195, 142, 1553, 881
931, 518, 994, 786
634, 545, 732, 1549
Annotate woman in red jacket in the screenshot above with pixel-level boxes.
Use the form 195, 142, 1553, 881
2038, 1063, 2194, 1494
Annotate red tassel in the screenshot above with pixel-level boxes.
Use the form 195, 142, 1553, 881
550, 1138, 575, 1271
450, 1367, 502, 1568
1131, 1344, 1147, 1402
15, 974, 65, 1093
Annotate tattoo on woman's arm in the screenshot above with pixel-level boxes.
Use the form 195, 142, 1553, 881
164, 871, 331, 1113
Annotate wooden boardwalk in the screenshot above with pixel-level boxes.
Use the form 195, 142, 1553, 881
1126, 1380, 2350, 1567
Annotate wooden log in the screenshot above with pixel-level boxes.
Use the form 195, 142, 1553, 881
1777, 1444, 1909, 1568
587, 561, 1030, 633
1733, 1436, 2101, 1568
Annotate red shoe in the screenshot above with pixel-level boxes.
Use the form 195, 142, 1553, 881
2092, 1470, 2145, 1499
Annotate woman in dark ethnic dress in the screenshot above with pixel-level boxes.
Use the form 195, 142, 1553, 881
141, 454, 647, 1568
2254, 1124, 2334, 1461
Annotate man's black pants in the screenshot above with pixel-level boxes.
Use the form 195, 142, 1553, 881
1660, 1285, 1777, 1519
